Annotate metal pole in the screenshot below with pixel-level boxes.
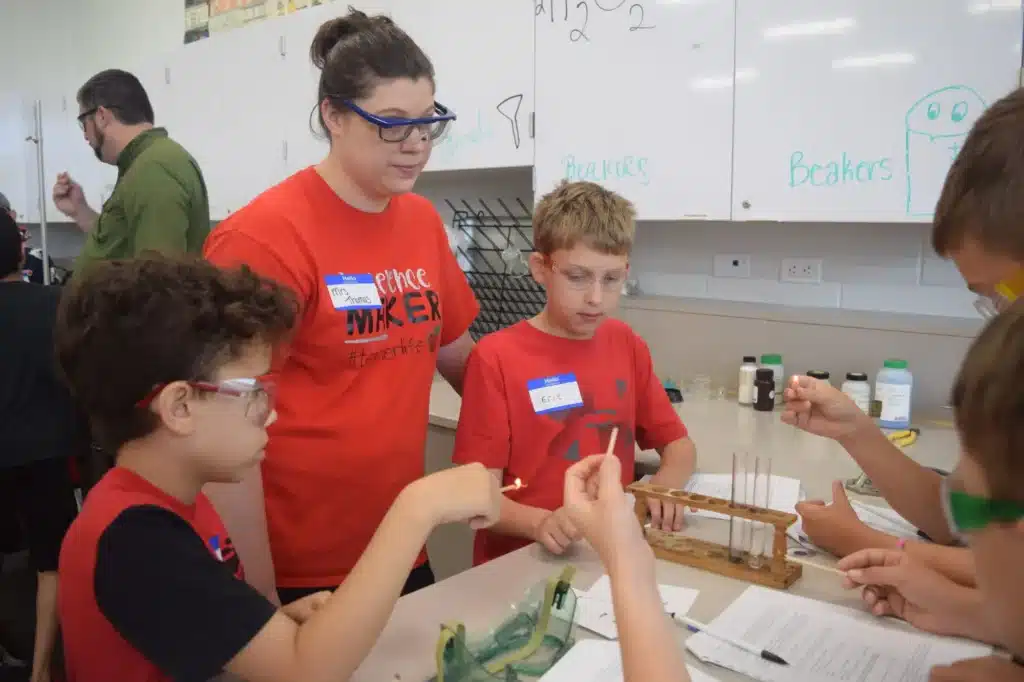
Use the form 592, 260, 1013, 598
30, 100, 50, 285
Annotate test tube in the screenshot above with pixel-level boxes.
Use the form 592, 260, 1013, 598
728, 452, 739, 561
729, 451, 751, 563
744, 455, 760, 565
747, 455, 774, 569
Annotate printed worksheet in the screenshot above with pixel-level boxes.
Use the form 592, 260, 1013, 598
686, 586, 992, 681
540, 639, 719, 682
573, 575, 699, 640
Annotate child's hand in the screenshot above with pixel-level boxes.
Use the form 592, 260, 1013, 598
795, 480, 879, 556
415, 463, 502, 529
781, 374, 872, 441
839, 548, 988, 641
646, 471, 688, 532
282, 590, 331, 623
564, 454, 651, 569
532, 507, 581, 555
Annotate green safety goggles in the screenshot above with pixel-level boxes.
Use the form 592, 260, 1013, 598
941, 474, 1024, 534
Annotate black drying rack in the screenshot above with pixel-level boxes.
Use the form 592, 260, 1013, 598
444, 198, 546, 340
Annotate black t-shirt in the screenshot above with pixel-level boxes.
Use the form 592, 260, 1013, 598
0, 281, 86, 467
60, 467, 277, 681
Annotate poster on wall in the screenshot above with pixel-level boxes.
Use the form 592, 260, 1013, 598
184, 0, 340, 44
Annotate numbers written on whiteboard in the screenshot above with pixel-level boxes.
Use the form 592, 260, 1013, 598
538, 0, 654, 42
629, 4, 655, 31
571, 2, 590, 42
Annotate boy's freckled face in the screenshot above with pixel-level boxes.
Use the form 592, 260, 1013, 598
534, 243, 629, 338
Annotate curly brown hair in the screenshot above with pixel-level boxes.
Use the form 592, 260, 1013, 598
55, 254, 298, 451
951, 297, 1024, 503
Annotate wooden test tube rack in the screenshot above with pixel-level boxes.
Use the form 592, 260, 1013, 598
627, 482, 802, 589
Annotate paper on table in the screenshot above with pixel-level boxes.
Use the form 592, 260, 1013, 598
686, 585, 992, 682
539, 638, 719, 682
789, 500, 921, 554
683, 473, 802, 520
574, 575, 699, 640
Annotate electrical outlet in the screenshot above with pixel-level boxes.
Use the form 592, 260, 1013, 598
781, 258, 823, 284
713, 253, 751, 278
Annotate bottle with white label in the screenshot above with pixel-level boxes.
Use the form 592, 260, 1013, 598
737, 356, 757, 405
874, 359, 913, 429
841, 372, 871, 413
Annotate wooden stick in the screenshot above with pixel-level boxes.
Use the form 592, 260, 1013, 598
787, 555, 846, 577
606, 427, 619, 456
499, 479, 527, 493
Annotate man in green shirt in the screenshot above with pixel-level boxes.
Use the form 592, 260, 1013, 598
52, 69, 210, 272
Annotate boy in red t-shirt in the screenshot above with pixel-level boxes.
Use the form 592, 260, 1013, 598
452, 180, 697, 565
55, 255, 500, 682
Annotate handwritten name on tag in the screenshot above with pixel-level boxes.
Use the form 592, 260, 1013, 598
325, 274, 382, 311
527, 374, 584, 414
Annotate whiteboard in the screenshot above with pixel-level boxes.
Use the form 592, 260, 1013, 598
731, 0, 1023, 223
533, 0, 735, 220
391, 0, 535, 172
162, 19, 289, 219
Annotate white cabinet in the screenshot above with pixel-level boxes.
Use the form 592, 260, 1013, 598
162, 20, 289, 219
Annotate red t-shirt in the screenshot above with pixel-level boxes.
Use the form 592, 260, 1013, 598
452, 319, 687, 564
204, 168, 479, 587
60, 467, 275, 682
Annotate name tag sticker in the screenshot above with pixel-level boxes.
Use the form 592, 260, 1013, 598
527, 374, 584, 414
325, 274, 382, 311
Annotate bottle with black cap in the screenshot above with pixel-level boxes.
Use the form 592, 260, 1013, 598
842, 371, 871, 413
806, 369, 831, 384
753, 368, 776, 411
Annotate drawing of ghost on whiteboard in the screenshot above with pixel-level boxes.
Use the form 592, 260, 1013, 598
904, 85, 987, 217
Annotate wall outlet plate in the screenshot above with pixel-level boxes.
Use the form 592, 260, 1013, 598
781, 258, 823, 284
713, 253, 751, 278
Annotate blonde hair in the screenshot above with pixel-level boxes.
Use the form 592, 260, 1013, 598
532, 180, 636, 256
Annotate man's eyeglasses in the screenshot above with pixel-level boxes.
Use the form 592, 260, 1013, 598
342, 100, 456, 143
136, 376, 277, 426
941, 472, 1024, 535
77, 108, 98, 130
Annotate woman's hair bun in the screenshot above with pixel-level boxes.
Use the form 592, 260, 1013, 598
310, 7, 374, 69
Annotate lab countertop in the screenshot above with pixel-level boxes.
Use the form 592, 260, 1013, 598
353, 380, 964, 681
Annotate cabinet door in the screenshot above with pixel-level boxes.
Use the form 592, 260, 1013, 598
0, 94, 37, 222
277, 2, 346, 175
34, 89, 114, 224
162, 20, 289, 219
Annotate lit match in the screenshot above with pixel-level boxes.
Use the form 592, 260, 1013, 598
499, 478, 526, 493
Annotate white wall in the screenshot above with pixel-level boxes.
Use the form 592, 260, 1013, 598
2, 1, 977, 319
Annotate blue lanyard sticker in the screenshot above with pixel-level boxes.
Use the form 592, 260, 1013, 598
325, 273, 382, 311
527, 374, 584, 414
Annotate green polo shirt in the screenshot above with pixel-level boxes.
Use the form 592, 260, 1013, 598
75, 128, 210, 272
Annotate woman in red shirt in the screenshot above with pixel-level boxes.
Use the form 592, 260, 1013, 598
204, 8, 478, 605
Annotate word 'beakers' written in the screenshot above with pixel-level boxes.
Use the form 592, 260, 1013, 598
788, 151, 893, 188
562, 155, 650, 186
